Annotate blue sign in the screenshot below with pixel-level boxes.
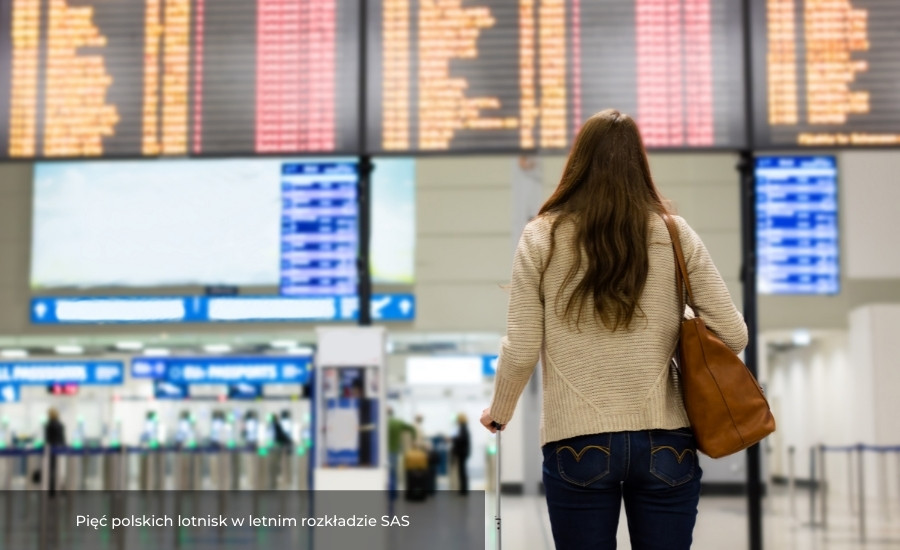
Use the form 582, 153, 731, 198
280, 162, 358, 297
31, 294, 416, 324
0, 361, 124, 385
132, 359, 167, 379
0, 384, 19, 403
155, 357, 311, 385
228, 383, 263, 399
756, 156, 839, 295
482, 355, 499, 377
154, 381, 188, 399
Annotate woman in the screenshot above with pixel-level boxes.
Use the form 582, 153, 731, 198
480, 110, 747, 549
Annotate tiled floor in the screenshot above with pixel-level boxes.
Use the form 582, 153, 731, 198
487, 488, 900, 549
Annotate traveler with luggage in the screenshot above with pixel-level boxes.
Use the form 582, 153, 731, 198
387, 408, 416, 495
480, 109, 748, 549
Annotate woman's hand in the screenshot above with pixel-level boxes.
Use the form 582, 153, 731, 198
480, 408, 504, 433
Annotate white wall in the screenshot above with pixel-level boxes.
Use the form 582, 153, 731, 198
849, 305, 900, 446
767, 306, 900, 503
842, 152, 900, 279
766, 332, 854, 474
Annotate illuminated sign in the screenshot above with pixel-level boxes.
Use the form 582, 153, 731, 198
0, 362, 124, 385
132, 357, 311, 385
31, 294, 416, 324
368, 0, 746, 152
754, 0, 900, 148
756, 156, 839, 294
0, 0, 360, 158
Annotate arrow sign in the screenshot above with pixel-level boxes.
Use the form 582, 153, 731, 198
33, 302, 48, 319
371, 296, 392, 319
282, 364, 303, 379
0, 385, 19, 403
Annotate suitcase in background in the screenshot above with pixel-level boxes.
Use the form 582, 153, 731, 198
405, 468, 428, 501
404, 448, 428, 471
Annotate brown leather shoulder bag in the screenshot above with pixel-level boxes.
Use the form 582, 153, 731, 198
661, 214, 776, 458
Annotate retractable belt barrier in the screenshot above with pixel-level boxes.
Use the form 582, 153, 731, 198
805, 443, 900, 543
0, 444, 309, 492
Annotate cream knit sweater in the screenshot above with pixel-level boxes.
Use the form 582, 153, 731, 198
489, 213, 749, 446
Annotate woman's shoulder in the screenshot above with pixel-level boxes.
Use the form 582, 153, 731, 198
650, 212, 697, 238
525, 214, 555, 232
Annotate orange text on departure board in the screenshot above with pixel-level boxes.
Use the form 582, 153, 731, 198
767, 0, 799, 125
43, 0, 119, 156
538, 0, 566, 148
8, 0, 40, 157
518, 0, 537, 149
143, 0, 191, 155
417, 0, 518, 150
382, 0, 411, 150
804, 0, 869, 125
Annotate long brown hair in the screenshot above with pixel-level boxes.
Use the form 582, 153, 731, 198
538, 109, 669, 331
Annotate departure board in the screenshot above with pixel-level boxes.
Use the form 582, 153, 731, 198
0, 0, 359, 159
753, 0, 900, 148
366, 0, 746, 153
280, 161, 358, 297
756, 156, 839, 294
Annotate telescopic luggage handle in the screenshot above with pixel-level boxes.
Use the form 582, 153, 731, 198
491, 421, 503, 550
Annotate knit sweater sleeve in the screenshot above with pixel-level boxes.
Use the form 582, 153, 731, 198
676, 216, 749, 354
489, 222, 544, 425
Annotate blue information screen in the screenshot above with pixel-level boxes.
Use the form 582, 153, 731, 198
756, 156, 839, 295
280, 162, 358, 296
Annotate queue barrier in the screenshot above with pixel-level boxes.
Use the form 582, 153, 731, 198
0, 444, 309, 492
801, 443, 900, 542
0, 447, 46, 491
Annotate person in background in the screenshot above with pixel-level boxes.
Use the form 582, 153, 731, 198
450, 413, 470, 495
413, 414, 430, 451
273, 411, 292, 447
479, 109, 748, 549
387, 408, 415, 493
45, 408, 66, 496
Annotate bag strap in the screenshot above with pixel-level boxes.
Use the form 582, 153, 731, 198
660, 214, 696, 313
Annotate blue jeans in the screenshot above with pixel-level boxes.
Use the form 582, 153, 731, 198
542, 429, 702, 550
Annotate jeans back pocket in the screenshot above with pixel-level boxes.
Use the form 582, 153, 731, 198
554, 433, 612, 487
649, 429, 698, 487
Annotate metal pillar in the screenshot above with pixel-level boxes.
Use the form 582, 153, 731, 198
738, 150, 764, 550
819, 445, 828, 528
356, 0, 373, 327
857, 444, 866, 542
740, 1, 763, 548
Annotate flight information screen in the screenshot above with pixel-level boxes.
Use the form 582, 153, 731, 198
753, 0, 900, 148
0, 0, 359, 159
756, 156, 839, 295
280, 161, 358, 296
367, 0, 747, 153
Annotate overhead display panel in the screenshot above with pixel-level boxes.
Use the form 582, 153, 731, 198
280, 161, 359, 297
756, 156, 839, 295
753, 0, 900, 148
0, 0, 359, 158
366, 0, 746, 153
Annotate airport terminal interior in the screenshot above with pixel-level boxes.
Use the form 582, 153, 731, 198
1, 0, 900, 548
